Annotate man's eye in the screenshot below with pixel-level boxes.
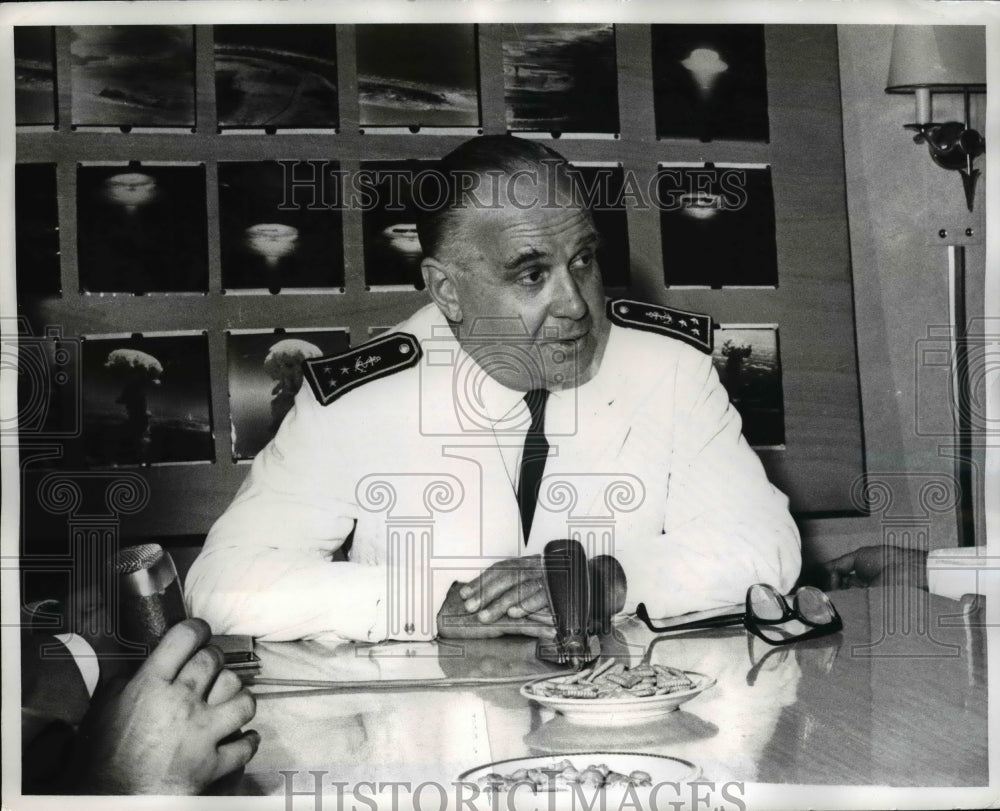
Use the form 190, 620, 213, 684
571, 251, 595, 270
517, 268, 546, 286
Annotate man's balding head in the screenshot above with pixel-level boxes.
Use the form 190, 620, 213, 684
416, 135, 582, 261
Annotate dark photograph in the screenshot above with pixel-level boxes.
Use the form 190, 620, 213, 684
76, 164, 208, 293
69, 25, 196, 128
659, 164, 777, 288
227, 329, 350, 460
14, 27, 56, 126
81, 333, 214, 466
14, 333, 80, 445
652, 24, 769, 142
214, 25, 339, 130
356, 24, 480, 128
712, 326, 785, 448
502, 23, 619, 134
15, 163, 60, 297
219, 161, 344, 292
360, 160, 431, 288
572, 164, 630, 288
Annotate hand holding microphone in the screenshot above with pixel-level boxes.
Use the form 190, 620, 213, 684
75, 618, 260, 795
112, 543, 189, 653
63, 546, 261, 794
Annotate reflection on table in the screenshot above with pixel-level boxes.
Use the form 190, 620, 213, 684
240, 587, 986, 793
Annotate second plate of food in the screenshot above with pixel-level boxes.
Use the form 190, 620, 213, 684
460, 752, 700, 807
521, 663, 715, 726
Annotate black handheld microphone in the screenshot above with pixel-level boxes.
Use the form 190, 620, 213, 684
538, 539, 595, 668
587, 555, 627, 636
112, 543, 189, 653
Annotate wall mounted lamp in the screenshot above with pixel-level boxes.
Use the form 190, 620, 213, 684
885, 25, 987, 547
886, 25, 986, 212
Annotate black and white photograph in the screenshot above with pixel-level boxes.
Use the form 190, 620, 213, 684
14, 26, 55, 126
214, 24, 339, 130
227, 329, 350, 460
219, 160, 344, 292
360, 159, 432, 288
15, 163, 60, 297
80, 333, 214, 467
76, 163, 209, 293
69, 25, 196, 128
652, 24, 769, 142
502, 23, 619, 134
659, 165, 777, 287
355, 24, 480, 128
712, 326, 785, 448
3, 6, 995, 811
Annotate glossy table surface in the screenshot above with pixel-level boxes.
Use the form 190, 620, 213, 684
240, 587, 987, 794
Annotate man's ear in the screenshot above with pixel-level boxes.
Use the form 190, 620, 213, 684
421, 257, 463, 323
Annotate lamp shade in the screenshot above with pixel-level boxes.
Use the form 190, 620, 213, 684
886, 25, 986, 93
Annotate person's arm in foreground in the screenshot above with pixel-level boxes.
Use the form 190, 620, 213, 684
819, 545, 928, 590
26, 619, 259, 795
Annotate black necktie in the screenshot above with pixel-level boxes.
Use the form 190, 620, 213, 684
517, 389, 550, 545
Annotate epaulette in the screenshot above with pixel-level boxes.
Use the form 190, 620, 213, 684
303, 332, 421, 406
606, 298, 713, 354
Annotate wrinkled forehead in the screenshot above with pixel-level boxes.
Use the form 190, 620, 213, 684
448, 192, 596, 266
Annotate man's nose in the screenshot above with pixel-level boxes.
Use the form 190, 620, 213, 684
549, 269, 588, 320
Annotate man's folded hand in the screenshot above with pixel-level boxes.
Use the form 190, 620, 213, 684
437, 569, 556, 640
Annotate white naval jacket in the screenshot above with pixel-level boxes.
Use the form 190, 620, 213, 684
185, 302, 801, 642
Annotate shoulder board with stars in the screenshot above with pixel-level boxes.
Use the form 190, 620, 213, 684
606, 298, 714, 354
302, 332, 421, 406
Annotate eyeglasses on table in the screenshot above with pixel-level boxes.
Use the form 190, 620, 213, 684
635, 583, 843, 646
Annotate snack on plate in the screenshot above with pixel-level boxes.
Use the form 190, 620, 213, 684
527, 663, 695, 700
477, 759, 653, 792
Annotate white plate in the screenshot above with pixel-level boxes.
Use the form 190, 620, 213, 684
523, 707, 719, 754
520, 670, 715, 726
459, 752, 700, 811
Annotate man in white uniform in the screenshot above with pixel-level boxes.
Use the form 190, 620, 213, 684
185, 136, 800, 643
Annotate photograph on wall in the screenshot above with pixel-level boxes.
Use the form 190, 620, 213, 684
77, 163, 208, 293
15, 163, 60, 297
356, 24, 480, 128
80, 333, 214, 466
360, 160, 433, 288
219, 160, 344, 292
571, 164, 630, 288
69, 25, 196, 128
214, 24, 339, 130
651, 24, 769, 142
659, 164, 777, 288
712, 326, 785, 448
14, 27, 56, 126
502, 23, 619, 134
227, 329, 350, 459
